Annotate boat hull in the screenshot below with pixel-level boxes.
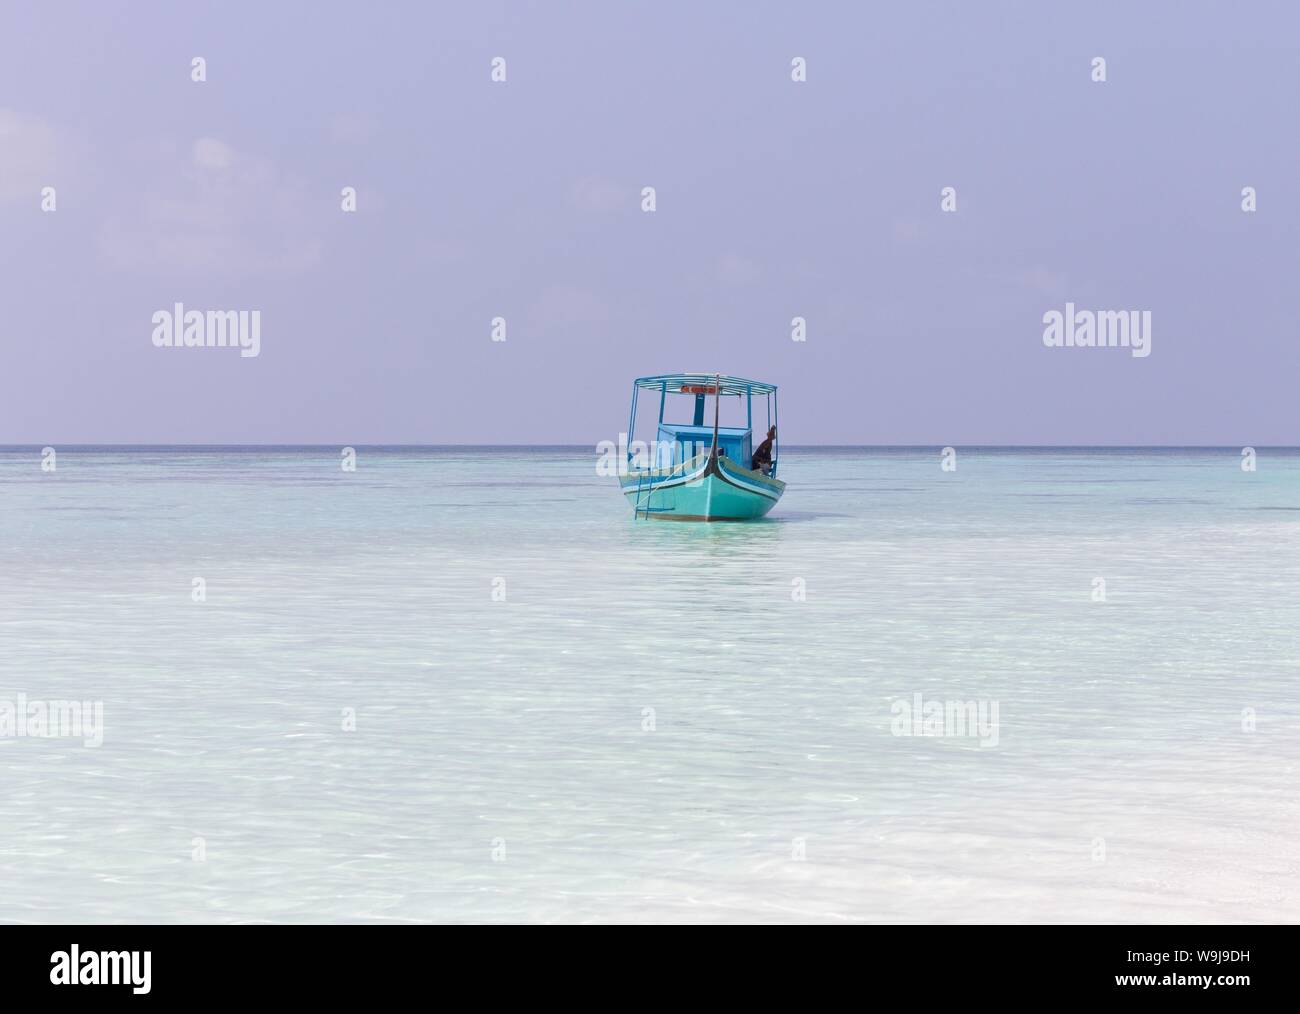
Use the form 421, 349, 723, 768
618, 452, 785, 521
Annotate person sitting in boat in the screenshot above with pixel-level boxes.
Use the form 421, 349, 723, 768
751, 426, 776, 475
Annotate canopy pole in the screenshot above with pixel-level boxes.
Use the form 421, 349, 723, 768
772, 391, 779, 477
711, 373, 721, 460
627, 383, 638, 465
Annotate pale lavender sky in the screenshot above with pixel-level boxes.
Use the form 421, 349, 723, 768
2, 1, 1297, 444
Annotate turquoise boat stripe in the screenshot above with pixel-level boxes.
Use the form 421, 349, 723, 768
619, 451, 784, 521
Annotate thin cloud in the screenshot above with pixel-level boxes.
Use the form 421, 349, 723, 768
717, 253, 760, 285
570, 176, 627, 213
1018, 265, 1068, 298
0, 109, 66, 205
329, 113, 376, 145
98, 137, 324, 276
525, 284, 610, 335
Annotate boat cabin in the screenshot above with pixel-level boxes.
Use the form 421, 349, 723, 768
653, 423, 750, 469
628, 374, 779, 476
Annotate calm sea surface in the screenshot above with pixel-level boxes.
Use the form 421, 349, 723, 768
1, 447, 1297, 922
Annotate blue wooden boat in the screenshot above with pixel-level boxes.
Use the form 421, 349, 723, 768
618, 373, 785, 521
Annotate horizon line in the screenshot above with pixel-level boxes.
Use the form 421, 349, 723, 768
1, 443, 1295, 451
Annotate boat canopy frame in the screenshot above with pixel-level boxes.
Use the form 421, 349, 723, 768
627, 373, 779, 478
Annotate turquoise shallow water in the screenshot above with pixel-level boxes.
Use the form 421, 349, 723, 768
1, 447, 1298, 923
